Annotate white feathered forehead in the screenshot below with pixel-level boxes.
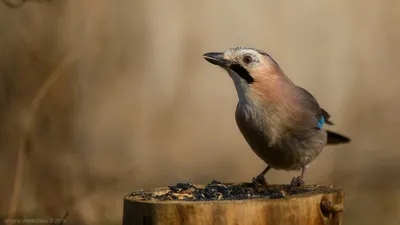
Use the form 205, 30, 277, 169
223, 47, 280, 69
224, 47, 270, 57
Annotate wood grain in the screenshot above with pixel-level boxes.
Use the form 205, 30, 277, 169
122, 184, 344, 225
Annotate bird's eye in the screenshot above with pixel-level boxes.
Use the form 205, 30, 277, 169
243, 55, 253, 64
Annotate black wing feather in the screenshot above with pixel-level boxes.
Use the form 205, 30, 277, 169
321, 108, 334, 125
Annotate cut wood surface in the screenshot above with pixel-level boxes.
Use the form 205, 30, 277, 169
122, 183, 345, 225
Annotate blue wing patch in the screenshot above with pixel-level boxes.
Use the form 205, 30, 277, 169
317, 115, 325, 129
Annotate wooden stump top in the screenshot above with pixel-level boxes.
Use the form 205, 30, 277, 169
123, 182, 345, 225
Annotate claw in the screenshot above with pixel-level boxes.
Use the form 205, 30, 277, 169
252, 174, 268, 187
251, 165, 271, 188
290, 176, 305, 187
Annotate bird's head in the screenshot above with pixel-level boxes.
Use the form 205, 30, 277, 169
203, 47, 288, 103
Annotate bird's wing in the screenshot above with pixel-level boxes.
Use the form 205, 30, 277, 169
295, 86, 334, 127
320, 108, 334, 125
295, 86, 350, 144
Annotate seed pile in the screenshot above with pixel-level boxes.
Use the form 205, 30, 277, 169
130, 180, 316, 201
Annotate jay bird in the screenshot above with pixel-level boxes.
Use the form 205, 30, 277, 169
203, 47, 350, 186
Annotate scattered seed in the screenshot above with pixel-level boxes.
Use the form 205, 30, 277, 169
131, 180, 325, 201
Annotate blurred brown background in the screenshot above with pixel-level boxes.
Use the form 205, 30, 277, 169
0, 0, 399, 224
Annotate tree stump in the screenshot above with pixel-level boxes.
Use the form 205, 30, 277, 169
122, 182, 344, 225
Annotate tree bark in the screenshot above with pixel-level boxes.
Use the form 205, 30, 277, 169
122, 184, 344, 225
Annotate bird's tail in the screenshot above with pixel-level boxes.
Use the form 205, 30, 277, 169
326, 130, 351, 145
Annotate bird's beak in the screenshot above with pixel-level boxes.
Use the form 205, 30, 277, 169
203, 52, 232, 68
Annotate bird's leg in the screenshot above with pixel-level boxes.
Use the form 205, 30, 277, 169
290, 165, 308, 187
252, 165, 271, 186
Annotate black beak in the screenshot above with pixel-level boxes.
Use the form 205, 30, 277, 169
203, 52, 232, 68
203, 51, 254, 83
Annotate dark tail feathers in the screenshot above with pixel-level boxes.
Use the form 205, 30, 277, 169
326, 130, 351, 145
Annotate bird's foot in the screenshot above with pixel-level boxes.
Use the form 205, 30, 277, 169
252, 174, 268, 187
290, 176, 305, 187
